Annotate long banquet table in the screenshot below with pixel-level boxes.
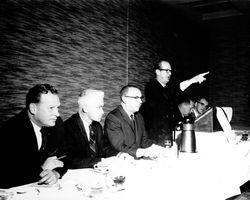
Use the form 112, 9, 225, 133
3, 131, 250, 200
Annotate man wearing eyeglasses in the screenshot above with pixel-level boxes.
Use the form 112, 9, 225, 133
193, 97, 233, 133
104, 85, 165, 159
193, 97, 209, 118
141, 60, 209, 145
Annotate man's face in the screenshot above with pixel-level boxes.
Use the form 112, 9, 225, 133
123, 87, 143, 113
156, 61, 172, 85
195, 98, 209, 114
33, 92, 60, 127
85, 98, 104, 122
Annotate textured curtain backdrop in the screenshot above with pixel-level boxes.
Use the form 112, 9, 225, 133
0, 0, 211, 126
2, 0, 248, 128
0, 0, 131, 125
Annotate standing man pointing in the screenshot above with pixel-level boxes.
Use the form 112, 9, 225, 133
141, 60, 209, 145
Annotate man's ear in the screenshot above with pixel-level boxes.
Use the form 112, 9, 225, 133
121, 96, 126, 104
82, 104, 88, 113
29, 103, 37, 115
155, 69, 160, 76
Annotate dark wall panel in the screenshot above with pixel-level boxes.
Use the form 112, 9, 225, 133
206, 16, 250, 128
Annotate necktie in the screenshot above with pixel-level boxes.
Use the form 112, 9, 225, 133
130, 114, 136, 130
89, 124, 96, 155
40, 128, 47, 151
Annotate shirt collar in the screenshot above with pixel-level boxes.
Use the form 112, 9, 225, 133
30, 120, 42, 132
121, 104, 134, 120
156, 79, 166, 87
79, 113, 92, 127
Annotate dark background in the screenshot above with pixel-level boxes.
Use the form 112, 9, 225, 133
0, 0, 249, 128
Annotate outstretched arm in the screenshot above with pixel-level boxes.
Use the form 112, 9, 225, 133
180, 71, 209, 91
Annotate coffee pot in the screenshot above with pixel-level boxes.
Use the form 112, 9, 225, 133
180, 117, 196, 153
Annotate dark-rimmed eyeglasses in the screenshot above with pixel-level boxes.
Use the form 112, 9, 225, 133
159, 69, 172, 73
197, 101, 209, 108
124, 96, 144, 100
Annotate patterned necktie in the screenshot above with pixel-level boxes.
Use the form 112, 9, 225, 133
89, 124, 96, 154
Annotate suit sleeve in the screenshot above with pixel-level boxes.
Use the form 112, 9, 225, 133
101, 128, 119, 157
0, 119, 42, 188
137, 114, 153, 148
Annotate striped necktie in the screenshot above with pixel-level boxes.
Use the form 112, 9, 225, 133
89, 124, 96, 155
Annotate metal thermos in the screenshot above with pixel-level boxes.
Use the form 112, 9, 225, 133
180, 118, 196, 153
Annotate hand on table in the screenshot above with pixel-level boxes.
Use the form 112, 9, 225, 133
144, 144, 165, 159
117, 152, 134, 161
41, 156, 64, 171
38, 169, 60, 185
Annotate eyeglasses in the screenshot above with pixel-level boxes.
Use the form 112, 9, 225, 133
197, 101, 209, 108
124, 96, 144, 100
159, 69, 172, 73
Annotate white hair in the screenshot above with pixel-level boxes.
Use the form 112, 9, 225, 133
78, 89, 104, 108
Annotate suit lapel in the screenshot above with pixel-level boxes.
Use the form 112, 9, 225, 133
118, 106, 138, 143
22, 110, 40, 152
76, 114, 99, 154
118, 105, 135, 132
76, 114, 88, 142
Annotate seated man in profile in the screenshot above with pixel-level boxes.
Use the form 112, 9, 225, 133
0, 84, 67, 188
64, 89, 130, 169
194, 97, 233, 132
193, 97, 209, 118
193, 97, 239, 144
104, 85, 165, 159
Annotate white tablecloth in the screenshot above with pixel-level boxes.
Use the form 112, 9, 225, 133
5, 131, 250, 200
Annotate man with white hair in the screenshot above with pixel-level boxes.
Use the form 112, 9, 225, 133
64, 89, 120, 169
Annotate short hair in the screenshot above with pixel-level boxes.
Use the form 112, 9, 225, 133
26, 84, 58, 109
195, 97, 208, 103
178, 95, 193, 106
78, 89, 104, 108
120, 84, 140, 98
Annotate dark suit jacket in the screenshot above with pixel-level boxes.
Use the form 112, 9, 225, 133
64, 113, 119, 169
0, 109, 67, 189
140, 79, 182, 142
104, 105, 153, 157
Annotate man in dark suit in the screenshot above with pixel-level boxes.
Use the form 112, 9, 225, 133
64, 89, 123, 169
0, 84, 67, 189
104, 85, 165, 159
141, 60, 209, 144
